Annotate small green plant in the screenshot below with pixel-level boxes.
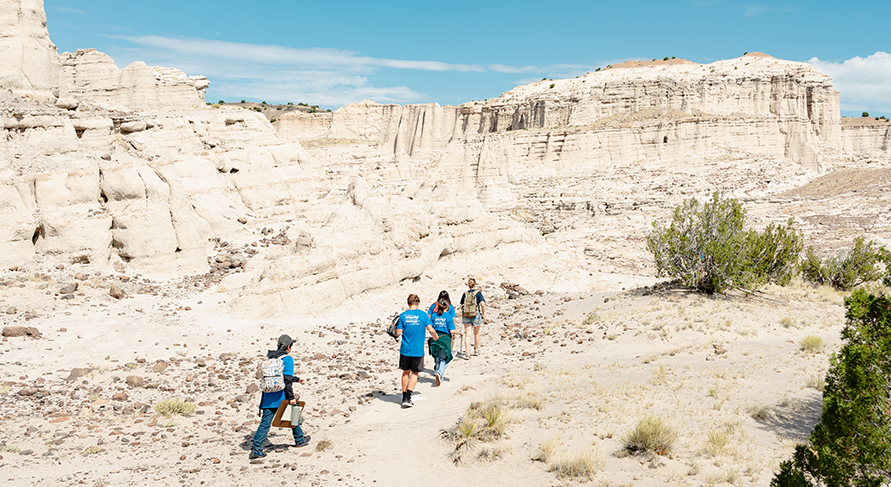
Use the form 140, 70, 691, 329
799, 335, 824, 354
607, 333, 618, 340
862, 111, 870, 118
3, 444, 20, 453
780, 316, 796, 328
315, 439, 332, 452
549, 450, 603, 479
153, 398, 196, 417
622, 416, 678, 455
84, 446, 101, 454
651, 365, 668, 385
800, 238, 888, 290
549, 83, 555, 89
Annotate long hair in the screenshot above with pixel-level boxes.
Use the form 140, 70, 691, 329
435, 290, 451, 315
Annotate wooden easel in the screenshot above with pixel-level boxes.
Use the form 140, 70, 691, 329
271, 400, 305, 428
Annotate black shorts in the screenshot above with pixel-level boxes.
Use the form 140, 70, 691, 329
399, 355, 424, 373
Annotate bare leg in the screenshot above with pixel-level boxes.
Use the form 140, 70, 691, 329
408, 372, 419, 391
401, 370, 411, 392
464, 323, 473, 354
473, 325, 481, 353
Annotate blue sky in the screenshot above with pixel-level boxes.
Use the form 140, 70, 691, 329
45, 1, 890, 116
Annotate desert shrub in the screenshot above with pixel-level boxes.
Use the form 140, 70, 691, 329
772, 289, 891, 487
798, 335, 824, 354
647, 192, 802, 293
153, 398, 196, 417
705, 428, 730, 456
621, 416, 677, 455
550, 450, 603, 479
800, 238, 888, 290
862, 111, 870, 118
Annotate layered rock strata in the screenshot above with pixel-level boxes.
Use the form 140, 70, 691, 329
279, 53, 842, 196
61, 49, 209, 111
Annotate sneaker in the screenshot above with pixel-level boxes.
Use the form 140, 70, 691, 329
434, 373, 442, 387
248, 450, 266, 460
473, 349, 479, 356
401, 398, 414, 408
293, 435, 312, 448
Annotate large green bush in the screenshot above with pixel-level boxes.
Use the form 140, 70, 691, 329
772, 289, 891, 486
800, 237, 888, 291
646, 192, 802, 293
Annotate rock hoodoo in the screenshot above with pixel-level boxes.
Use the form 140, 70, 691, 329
0, 0, 67, 98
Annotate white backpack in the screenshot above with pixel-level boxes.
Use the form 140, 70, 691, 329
259, 357, 285, 393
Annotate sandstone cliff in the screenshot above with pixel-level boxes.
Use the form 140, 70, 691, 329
0, 0, 66, 99
60, 49, 209, 111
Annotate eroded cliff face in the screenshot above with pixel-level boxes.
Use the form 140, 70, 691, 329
0, 0, 66, 98
60, 49, 209, 111
279, 53, 842, 191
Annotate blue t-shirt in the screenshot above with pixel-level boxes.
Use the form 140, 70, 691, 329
427, 303, 456, 334
397, 309, 432, 357
260, 354, 294, 409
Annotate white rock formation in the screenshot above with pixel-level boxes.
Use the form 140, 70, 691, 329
279, 53, 842, 197
61, 49, 208, 111
0, 0, 66, 98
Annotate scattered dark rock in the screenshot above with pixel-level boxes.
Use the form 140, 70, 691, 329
245, 384, 259, 394
74, 273, 87, 281
112, 392, 129, 401
66, 367, 93, 382
126, 376, 145, 388
59, 283, 78, 294
109, 285, 126, 300
3, 326, 41, 338
5, 306, 16, 315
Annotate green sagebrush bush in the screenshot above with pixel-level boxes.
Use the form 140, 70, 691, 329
646, 192, 802, 294
800, 237, 889, 291
772, 289, 891, 487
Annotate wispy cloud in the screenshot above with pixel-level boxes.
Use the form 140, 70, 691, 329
119, 36, 484, 73
52, 6, 87, 14
106, 35, 611, 107
807, 52, 891, 113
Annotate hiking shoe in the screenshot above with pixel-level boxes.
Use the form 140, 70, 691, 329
473, 349, 479, 356
248, 450, 266, 460
434, 373, 442, 387
402, 398, 414, 408
293, 435, 312, 448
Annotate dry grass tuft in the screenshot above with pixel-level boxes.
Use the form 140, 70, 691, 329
621, 416, 678, 456
531, 437, 559, 463
154, 398, 196, 417
549, 450, 603, 479
799, 335, 824, 354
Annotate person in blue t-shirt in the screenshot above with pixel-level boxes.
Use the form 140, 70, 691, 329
427, 290, 458, 386
396, 293, 437, 408
249, 335, 310, 460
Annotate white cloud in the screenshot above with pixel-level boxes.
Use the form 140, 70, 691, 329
52, 6, 87, 14
808, 52, 891, 113
119, 36, 483, 73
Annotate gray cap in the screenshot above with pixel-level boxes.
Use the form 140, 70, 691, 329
277, 334, 295, 349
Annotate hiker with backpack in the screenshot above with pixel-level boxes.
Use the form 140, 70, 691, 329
460, 278, 486, 357
427, 290, 458, 386
249, 334, 310, 460
396, 293, 438, 407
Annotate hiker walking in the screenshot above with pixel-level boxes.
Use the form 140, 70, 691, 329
427, 290, 457, 386
249, 335, 310, 460
460, 278, 486, 356
397, 293, 438, 407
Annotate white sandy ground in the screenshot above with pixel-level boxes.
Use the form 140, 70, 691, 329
0, 261, 853, 487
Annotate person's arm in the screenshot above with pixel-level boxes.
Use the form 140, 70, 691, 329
426, 325, 439, 341
478, 292, 486, 320
283, 356, 297, 404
